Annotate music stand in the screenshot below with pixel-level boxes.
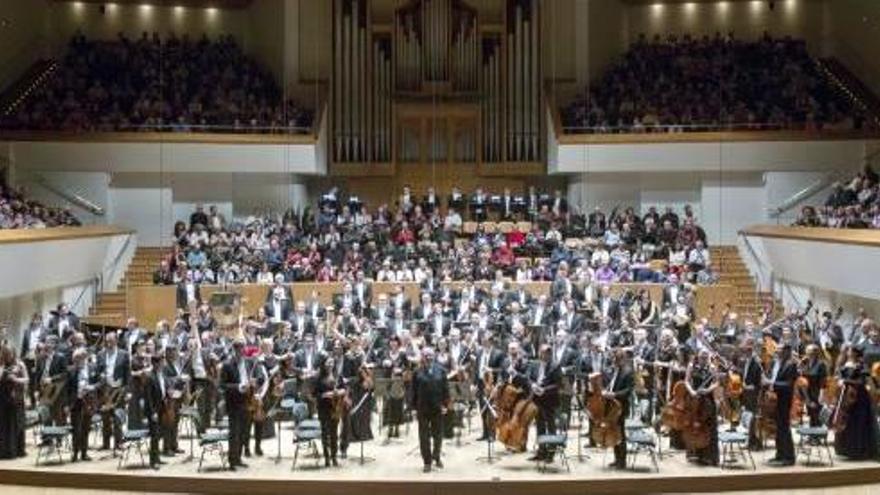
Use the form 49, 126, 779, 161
373, 378, 390, 432
475, 394, 498, 464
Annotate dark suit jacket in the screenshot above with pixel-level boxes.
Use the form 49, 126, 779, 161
48, 313, 80, 339
412, 363, 449, 416
144, 373, 165, 420
290, 313, 316, 335
265, 299, 293, 322
528, 361, 562, 410
176, 282, 201, 310
95, 349, 131, 387
609, 365, 635, 416
220, 359, 248, 408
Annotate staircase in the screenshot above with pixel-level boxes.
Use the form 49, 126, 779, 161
710, 246, 781, 320
816, 57, 880, 128
85, 247, 168, 327
0, 59, 56, 118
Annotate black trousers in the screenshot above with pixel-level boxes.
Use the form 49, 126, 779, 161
417, 410, 443, 466
161, 413, 179, 453
243, 417, 265, 454
24, 359, 37, 408
101, 405, 122, 449
319, 414, 339, 462
147, 414, 161, 466
227, 405, 246, 465
70, 403, 90, 459
775, 393, 795, 462
613, 411, 627, 467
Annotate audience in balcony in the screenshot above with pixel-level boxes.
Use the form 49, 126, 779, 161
562, 32, 861, 133
795, 165, 879, 229
3, 32, 313, 133
0, 180, 80, 229
155, 195, 716, 288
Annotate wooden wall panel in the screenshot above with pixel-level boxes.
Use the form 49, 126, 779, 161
128, 282, 695, 330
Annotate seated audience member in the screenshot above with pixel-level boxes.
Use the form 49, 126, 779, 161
3, 33, 313, 134
562, 32, 863, 134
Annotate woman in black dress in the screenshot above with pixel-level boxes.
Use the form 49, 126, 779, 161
0, 345, 28, 459
381, 336, 406, 441
316, 356, 344, 467
834, 347, 878, 460
342, 337, 374, 448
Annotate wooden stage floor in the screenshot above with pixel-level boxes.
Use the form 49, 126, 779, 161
3, 415, 879, 495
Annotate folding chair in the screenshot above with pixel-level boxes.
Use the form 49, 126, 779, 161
115, 409, 150, 470
796, 407, 834, 467
536, 413, 571, 473
719, 410, 756, 470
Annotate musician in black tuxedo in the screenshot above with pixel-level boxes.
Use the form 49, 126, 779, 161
412, 347, 449, 472
596, 286, 621, 323
605, 349, 634, 469
765, 344, 798, 466
144, 355, 165, 469
67, 348, 95, 462
220, 340, 250, 470
528, 295, 553, 328
739, 338, 764, 449
426, 302, 451, 342
474, 335, 504, 441
20, 313, 45, 408
529, 344, 562, 461
801, 344, 828, 427
95, 332, 130, 451
290, 301, 316, 336
176, 274, 201, 310
507, 283, 534, 309
352, 271, 373, 313
552, 329, 579, 427
389, 286, 412, 319
37, 337, 68, 426
333, 281, 361, 315
412, 292, 435, 321
47, 304, 80, 340
265, 288, 294, 323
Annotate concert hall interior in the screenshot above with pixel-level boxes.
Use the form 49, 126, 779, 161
1, 0, 880, 494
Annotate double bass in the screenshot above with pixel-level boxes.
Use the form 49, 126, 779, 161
585, 372, 622, 448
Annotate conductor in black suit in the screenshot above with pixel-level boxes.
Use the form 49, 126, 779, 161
605, 349, 634, 469
412, 347, 449, 472
529, 344, 562, 461
221, 339, 250, 470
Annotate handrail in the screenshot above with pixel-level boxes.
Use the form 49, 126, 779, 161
32, 173, 105, 216
766, 172, 846, 219
70, 276, 99, 317
100, 233, 135, 294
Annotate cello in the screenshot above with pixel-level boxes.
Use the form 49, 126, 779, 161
585, 372, 622, 448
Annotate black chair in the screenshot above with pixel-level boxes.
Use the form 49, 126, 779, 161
35, 407, 71, 466
115, 408, 150, 470
535, 413, 570, 473
291, 402, 321, 470
198, 430, 229, 472
719, 410, 756, 470
796, 407, 834, 466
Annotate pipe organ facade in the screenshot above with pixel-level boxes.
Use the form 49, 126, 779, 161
331, 0, 544, 167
